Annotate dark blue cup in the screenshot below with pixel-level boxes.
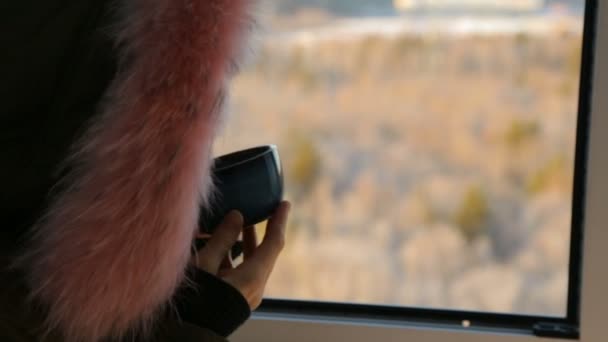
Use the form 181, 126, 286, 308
199, 145, 284, 233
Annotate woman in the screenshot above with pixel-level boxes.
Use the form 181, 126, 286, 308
0, 0, 290, 341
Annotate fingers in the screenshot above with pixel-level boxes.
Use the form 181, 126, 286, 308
243, 225, 257, 259
196, 232, 212, 239
246, 201, 290, 271
217, 202, 291, 311
196, 211, 244, 274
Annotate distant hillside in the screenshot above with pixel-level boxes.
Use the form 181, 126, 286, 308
272, 0, 584, 16
273, 0, 397, 16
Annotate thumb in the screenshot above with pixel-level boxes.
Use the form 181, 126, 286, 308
196, 211, 244, 274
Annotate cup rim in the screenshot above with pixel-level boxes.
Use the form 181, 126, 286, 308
214, 145, 278, 172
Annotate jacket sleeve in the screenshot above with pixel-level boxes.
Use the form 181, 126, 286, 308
173, 268, 252, 338
149, 268, 250, 342
153, 321, 230, 342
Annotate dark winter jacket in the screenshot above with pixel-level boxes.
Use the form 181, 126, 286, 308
1, 0, 254, 340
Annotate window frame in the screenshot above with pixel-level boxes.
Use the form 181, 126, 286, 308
233, 1, 607, 340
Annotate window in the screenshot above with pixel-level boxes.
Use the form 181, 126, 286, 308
215, 0, 602, 340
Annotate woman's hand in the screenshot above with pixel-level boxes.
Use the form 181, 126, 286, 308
193, 201, 291, 310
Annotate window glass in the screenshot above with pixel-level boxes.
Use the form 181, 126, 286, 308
215, 0, 586, 317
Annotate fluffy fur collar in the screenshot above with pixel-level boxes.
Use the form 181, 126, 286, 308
16, 0, 254, 340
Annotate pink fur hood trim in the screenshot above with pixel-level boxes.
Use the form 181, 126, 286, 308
16, 0, 254, 340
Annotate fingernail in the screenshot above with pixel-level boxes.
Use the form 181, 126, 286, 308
227, 210, 244, 224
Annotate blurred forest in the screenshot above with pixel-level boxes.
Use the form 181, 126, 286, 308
215, 2, 584, 316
